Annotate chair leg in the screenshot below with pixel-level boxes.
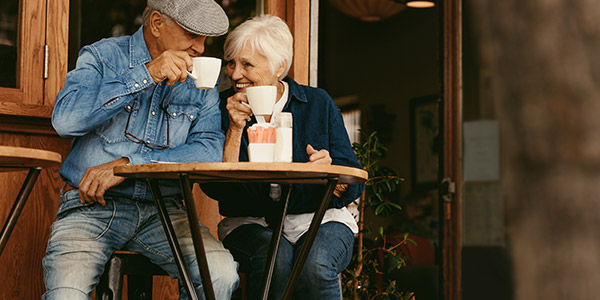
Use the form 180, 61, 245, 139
97, 251, 169, 299
97, 255, 125, 300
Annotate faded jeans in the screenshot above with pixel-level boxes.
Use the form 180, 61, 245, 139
42, 190, 239, 300
223, 222, 354, 300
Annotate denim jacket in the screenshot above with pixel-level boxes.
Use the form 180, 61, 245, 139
52, 27, 224, 201
202, 77, 364, 216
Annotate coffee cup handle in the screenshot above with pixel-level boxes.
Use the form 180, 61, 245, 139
239, 101, 252, 110
187, 70, 197, 80
239, 101, 266, 123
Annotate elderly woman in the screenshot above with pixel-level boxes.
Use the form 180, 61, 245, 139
202, 15, 363, 299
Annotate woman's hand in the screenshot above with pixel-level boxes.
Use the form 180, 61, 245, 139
226, 92, 253, 130
306, 144, 348, 197
306, 144, 332, 164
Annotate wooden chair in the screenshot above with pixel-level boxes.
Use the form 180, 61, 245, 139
96, 252, 247, 300
96, 250, 168, 300
95, 188, 246, 299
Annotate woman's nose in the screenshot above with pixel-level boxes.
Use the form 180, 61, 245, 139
230, 65, 243, 80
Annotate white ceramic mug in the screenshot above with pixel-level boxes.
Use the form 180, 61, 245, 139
248, 143, 275, 162
245, 85, 277, 116
187, 57, 222, 89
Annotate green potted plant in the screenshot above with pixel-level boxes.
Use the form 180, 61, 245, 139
342, 130, 414, 300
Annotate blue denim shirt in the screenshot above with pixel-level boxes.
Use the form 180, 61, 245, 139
202, 77, 364, 216
52, 27, 225, 201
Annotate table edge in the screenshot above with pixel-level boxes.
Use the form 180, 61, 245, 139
0, 145, 62, 168
114, 162, 368, 183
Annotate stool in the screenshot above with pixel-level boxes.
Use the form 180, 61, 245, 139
97, 251, 247, 300
96, 250, 169, 300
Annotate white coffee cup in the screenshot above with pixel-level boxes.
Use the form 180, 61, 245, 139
245, 86, 277, 116
248, 143, 275, 162
187, 57, 221, 89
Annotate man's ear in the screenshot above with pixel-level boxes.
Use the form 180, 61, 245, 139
148, 10, 164, 38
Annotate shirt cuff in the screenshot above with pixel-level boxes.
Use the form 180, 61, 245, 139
126, 152, 152, 165
123, 63, 154, 94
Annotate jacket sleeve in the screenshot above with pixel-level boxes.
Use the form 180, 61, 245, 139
287, 89, 365, 214
327, 104, 365, 207
52, 45, 154, 138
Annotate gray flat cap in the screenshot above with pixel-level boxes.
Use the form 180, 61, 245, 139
148, 0, 229, 36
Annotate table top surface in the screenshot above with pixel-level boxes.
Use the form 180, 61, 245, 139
114, 162, 368, 185
0, 145, 62, 172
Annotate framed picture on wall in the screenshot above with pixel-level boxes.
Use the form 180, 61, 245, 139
410, 95, 440, 189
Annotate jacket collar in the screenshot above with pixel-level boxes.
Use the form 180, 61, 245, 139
129, 26, 153, 68
283, 77, 308, 104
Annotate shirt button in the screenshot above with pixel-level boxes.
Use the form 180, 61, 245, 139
146, 140, 151, 144
190, 115, 194, 119
151, 111, 156, 116
172, 113, 177, 117
142, 79, 147, 84
134, 83, 139, 88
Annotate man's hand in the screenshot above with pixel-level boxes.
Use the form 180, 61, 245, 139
78, 157, 130, 206
146, 50, 193, 85
306, 144, 347, 197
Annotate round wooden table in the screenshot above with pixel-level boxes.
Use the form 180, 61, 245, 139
0, 146, 62, 255
114, 162, 367, 300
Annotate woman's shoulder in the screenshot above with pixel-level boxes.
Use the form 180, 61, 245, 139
286, 78, 334, 105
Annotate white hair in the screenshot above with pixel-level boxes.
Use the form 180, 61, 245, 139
224, 15, 293, 79
142, 6, 174, 27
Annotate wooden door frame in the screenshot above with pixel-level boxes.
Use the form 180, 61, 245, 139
0, 0, 46, 116
264, 0, 310, 85
45, 0, 70, 109
441, 0, 462, 299
0, 0, 69, 120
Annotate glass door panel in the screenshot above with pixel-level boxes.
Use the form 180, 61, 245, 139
0, 0, 19, 88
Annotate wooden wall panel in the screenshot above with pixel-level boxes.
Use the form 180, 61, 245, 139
0, 131, 70, 299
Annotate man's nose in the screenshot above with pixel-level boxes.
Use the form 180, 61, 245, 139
191, 38, 205, 56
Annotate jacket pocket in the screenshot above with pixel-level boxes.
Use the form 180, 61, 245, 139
165, 102, 201, 146
94, 99, 138, 144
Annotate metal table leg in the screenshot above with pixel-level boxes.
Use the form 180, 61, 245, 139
179, 173, 216, 300
280, 177, 339, 299
0, 167, 41, 255
259, 184, 292, 300
147, 179, 199, 300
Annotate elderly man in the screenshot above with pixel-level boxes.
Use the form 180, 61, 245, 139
42, 1, 238, 299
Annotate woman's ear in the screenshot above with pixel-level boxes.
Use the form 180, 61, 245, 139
276, 63, 286, 79
148, 10, 164, 38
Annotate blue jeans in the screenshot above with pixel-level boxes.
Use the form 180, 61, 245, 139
223, 222, 354, 300
42, 190, 239, 300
